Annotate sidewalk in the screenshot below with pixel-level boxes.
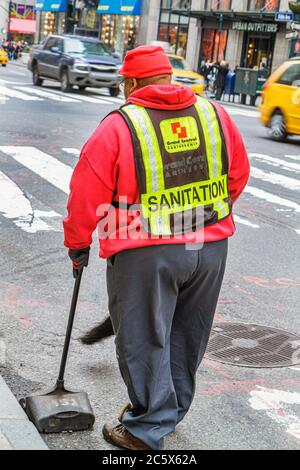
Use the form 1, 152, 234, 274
0, 375, 48, 450
9, 53, 30, 68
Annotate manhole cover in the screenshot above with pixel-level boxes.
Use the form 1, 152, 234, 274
206, 322, 300, 368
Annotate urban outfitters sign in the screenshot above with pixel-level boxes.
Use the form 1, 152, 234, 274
232, 22, 278, 33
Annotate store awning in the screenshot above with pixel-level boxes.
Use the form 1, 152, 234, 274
97, 0, 142, 15
35, 0, 67, 12
172, 9, 277, 23
9, 18, 36, 34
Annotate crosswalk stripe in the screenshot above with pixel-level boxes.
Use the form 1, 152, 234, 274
36, 87, 112, 104
245, 185, 300, 212
14, 86, 80, 103
250, 153, 300, 173
285, 155, 300, 161
223, 107, 259, 118
96, 95, 124, 104
0, 85, 42, 101
0, 146, 72, 194
62, 148, 80, 157
1, 146, 299, 234
251, 166, 300, 191
0, 170, 61, 233
234, 215, 259, 228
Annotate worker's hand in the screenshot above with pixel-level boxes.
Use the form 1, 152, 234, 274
68, 247, 90, 277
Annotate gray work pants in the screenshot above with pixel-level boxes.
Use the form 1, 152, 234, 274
106, 239, 228, 450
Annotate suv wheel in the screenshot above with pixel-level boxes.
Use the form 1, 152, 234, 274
32, 65, 43, 86
268, 111, 287, 142
109, 87, 120, 97
61, 70, 72, 92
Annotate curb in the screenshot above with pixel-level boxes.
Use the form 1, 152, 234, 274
0, 375, 48, 450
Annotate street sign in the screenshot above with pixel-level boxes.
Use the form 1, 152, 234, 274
275, 12, 294, 22
286, 31, 299, 39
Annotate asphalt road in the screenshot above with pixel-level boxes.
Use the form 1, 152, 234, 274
0, 63, 299, 450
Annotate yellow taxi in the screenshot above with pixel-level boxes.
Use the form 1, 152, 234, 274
0, 46, 8, 67
260, 58, 300, 141
167, 53, 205, 96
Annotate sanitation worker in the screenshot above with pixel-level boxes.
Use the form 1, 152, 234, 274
63, 46, 250, 451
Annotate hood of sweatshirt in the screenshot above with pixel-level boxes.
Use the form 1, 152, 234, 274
126, 84, 197, 110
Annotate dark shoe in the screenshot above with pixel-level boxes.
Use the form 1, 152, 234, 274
103, 422, 150, 450
80, 317, 114, 345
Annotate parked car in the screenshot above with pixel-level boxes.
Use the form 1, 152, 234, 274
28, 35, 122, 96
0, 47, 8, 67
260, 58, 300, 141
167, 53, 205, 96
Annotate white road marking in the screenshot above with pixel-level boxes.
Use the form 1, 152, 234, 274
14, 86, 80, 103
0, 85, 43, 101
245, 185, 300, 213
37, 86, 111, 104
0, 79, 32, 85
223, 106, 259, 118
0, 339, 6, 366
249, 386, 300, 442
0, 170, 61, 233
295, 229, 300, 235
284, 155, 300, 161
250, 153, 300, 174
234, 215, 260, 228
62, 148, 80, 157
0, 432, 13, 450
251, 166, 300, 191
96, 95, 124, 105
0, 146, 72, 194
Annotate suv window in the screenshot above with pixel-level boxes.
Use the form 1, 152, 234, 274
277, 64, 300, 86
64, 38, 110, 56
44, 37, 57, 51
56, 38, 64, 52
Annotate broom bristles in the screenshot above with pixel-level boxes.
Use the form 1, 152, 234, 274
80, 316, 114, 345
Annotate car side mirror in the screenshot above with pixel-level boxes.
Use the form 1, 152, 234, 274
51, 46, 61, 54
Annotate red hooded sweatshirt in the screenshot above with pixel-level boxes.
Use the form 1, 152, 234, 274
63, 85, 250, 258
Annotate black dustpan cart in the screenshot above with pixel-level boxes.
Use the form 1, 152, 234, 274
20, 269, 95, 433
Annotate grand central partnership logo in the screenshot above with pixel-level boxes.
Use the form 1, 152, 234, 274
160, 116, 200, 153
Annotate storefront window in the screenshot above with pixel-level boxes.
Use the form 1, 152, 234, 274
205, 0, 231, 9
292, 39, 300, 58
247, 0, 279, 11
201, 28, 228, 63
245, 36, 274, 69
9, 2, 37, 43
158, 1, 190, 57
100, 15, 140, 54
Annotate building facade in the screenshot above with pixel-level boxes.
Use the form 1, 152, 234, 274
0, 0, 10, 43
139, 0, 299, 73
34, 0, 142, 57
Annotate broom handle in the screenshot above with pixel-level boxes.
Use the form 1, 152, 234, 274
57, 269, 83, 386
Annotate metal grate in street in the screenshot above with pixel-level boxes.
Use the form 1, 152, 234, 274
206, 322, 300, 368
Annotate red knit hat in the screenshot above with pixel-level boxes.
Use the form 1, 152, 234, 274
119, 45, 173, 79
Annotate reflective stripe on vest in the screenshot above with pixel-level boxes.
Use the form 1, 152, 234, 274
121, 100, 231, 236
195, 97, 230, 220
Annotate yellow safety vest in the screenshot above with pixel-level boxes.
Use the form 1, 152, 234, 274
117, 97, 232, 236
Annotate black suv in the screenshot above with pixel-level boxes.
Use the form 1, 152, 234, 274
28, 35, 122, 96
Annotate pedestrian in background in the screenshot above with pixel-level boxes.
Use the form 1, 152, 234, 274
215, 60, 229, 101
